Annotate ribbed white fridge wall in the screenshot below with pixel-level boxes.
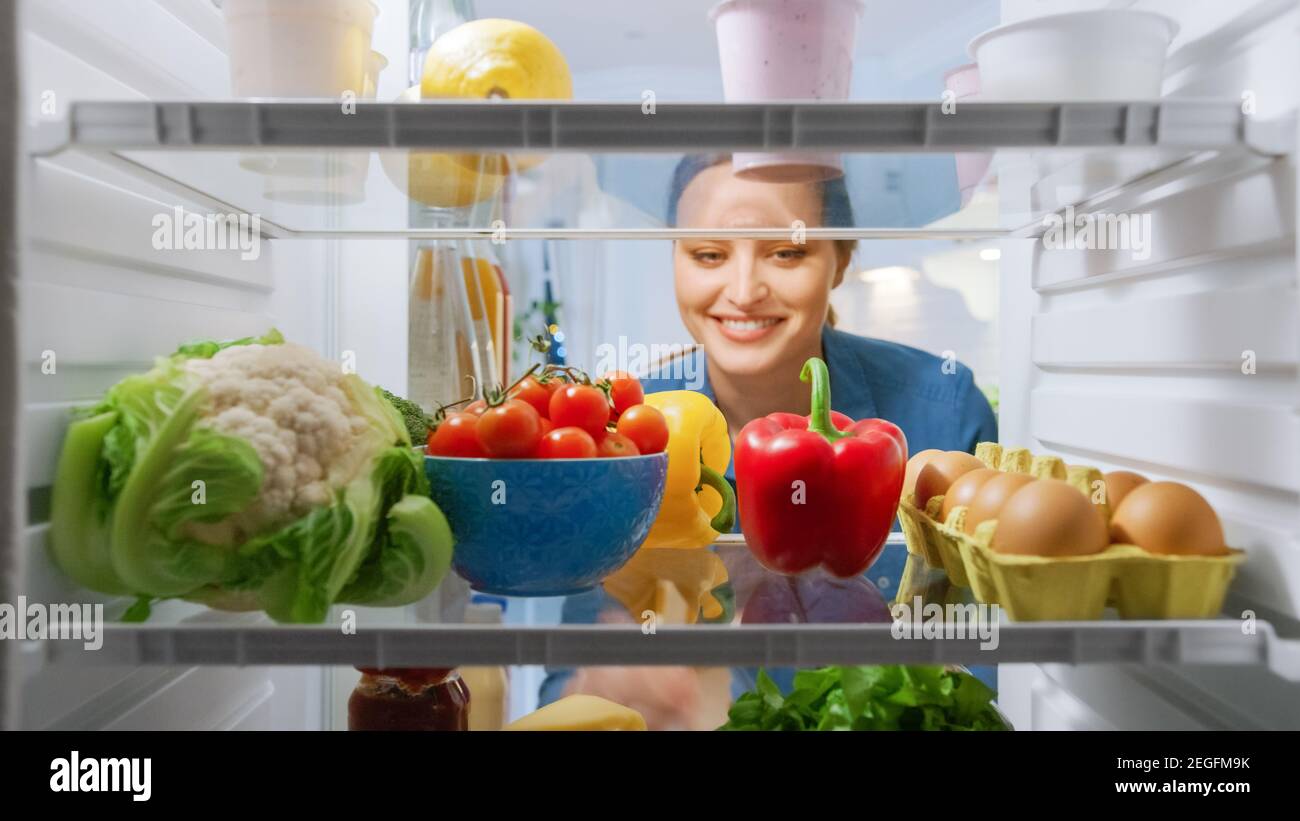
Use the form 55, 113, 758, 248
12, 0, 326, 729
995, 0, 1300, 730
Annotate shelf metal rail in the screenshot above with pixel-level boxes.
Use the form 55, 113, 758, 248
28, 99, 1296, 241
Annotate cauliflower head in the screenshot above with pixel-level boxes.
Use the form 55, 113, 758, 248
48, 330, 454, 623
185, 342, 374, 539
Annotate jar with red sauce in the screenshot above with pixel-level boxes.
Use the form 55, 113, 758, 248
347, 667, 471, 731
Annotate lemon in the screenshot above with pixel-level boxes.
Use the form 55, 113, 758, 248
422, 18, 572, 101
380, 85, 506, 209
422, 18, 572, 171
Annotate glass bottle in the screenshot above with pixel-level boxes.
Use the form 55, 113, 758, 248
408, 0, 477, 85
348, 667, 471, 731
457, 598, 510, 730
408, 232, 483, 414
405, 0, 507, 409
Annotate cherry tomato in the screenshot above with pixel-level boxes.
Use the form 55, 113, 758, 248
464, 399, 488, 416
603, 370, 645, 418
549, 384, 610, 438
475, 399, 543, 458
596, 431, 640, 458
535, 426, 599, 459
511, 375, 554, 419
427, 412, 487, 458
529, 416, 557, 456
616, 404, 669, 454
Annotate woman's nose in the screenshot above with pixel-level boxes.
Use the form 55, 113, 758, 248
724, 253, 769, 308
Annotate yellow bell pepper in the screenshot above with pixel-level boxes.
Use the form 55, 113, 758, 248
640, 391, 736, 549
603, 546, 730, 625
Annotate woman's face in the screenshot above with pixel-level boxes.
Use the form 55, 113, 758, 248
673, 163, 844, 378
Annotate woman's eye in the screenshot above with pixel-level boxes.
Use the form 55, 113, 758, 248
771, 248, 807, 262
692, 250, 725, 264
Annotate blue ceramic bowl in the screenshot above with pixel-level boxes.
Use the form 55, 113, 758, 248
424, 453, 668, 597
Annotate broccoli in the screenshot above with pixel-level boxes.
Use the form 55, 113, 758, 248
382, 388, 433, 445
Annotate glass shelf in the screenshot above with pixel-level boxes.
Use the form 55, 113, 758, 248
29, 100, 1290, 239
37, 100, 1255, 153
25, 613, 1300, 679
17, 535, 1300, 680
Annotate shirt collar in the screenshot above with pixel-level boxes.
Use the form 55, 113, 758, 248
821, 325, 879, 419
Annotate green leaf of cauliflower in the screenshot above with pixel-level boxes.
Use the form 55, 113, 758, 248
48, 330, 454, 624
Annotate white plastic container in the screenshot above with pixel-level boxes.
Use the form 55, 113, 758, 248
969, 9, 1178, 101
260, 155, 368, 204
710, 0, 863, 182
222, 0, 379, 98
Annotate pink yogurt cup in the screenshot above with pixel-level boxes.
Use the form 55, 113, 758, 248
710, 0, 863, 183
943, 62, 992, 206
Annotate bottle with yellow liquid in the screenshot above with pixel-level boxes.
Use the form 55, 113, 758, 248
404, 4, 572, 410
460, 240, 511, 385
408, 238, 471, 414
458, 597, 509, 731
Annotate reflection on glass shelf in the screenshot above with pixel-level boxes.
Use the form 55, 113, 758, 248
23, 534, 1294, 676
39, 99, 1272, 238
32, 612, 1283, 673
104, 147, 995, 236
86, 143, 1265, 239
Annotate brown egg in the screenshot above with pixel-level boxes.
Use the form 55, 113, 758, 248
963, 472, 1036, 534
1104, 470, 1149, 509
902, 449, 943, 502
991, 479, 1109, 557
914, 451, 985, 512
940, 468, 999, 522
1110, 481, 1227, 556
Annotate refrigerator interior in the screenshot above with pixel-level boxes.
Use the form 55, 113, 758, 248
995, 0, 1300, 730
5, 0, 1299, 730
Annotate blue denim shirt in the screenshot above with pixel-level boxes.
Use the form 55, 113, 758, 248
538, 326, 999, 706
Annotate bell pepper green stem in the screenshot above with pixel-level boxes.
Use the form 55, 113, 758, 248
698, 463, 736, 533
802, 357, 849, 443
701, 581, 735, 624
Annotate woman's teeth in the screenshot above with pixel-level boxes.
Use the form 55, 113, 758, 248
719, 318, 780, 331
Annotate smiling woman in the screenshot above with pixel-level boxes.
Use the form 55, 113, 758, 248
664, 155, 871, 437
669, 156, 856, 403
539, 154, 998, 725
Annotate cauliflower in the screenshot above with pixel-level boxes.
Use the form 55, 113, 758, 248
48, 330, 454, 623
185, 342, 371, 536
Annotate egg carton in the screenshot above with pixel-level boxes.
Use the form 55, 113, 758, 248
896, 442, 1245, 621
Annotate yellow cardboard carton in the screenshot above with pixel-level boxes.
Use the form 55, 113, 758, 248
897, 443, 1245, 620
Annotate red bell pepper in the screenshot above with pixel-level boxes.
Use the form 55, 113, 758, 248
734, 357, 908, 578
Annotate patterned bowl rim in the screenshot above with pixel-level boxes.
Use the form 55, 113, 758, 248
420, 447, 668, 466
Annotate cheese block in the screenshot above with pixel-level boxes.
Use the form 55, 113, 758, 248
504, 695, 646, 731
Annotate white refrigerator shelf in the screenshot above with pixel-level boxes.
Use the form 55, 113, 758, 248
25, 99, 1294, 240
24, 616, 1300, 681
30, 99, 1281, 154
